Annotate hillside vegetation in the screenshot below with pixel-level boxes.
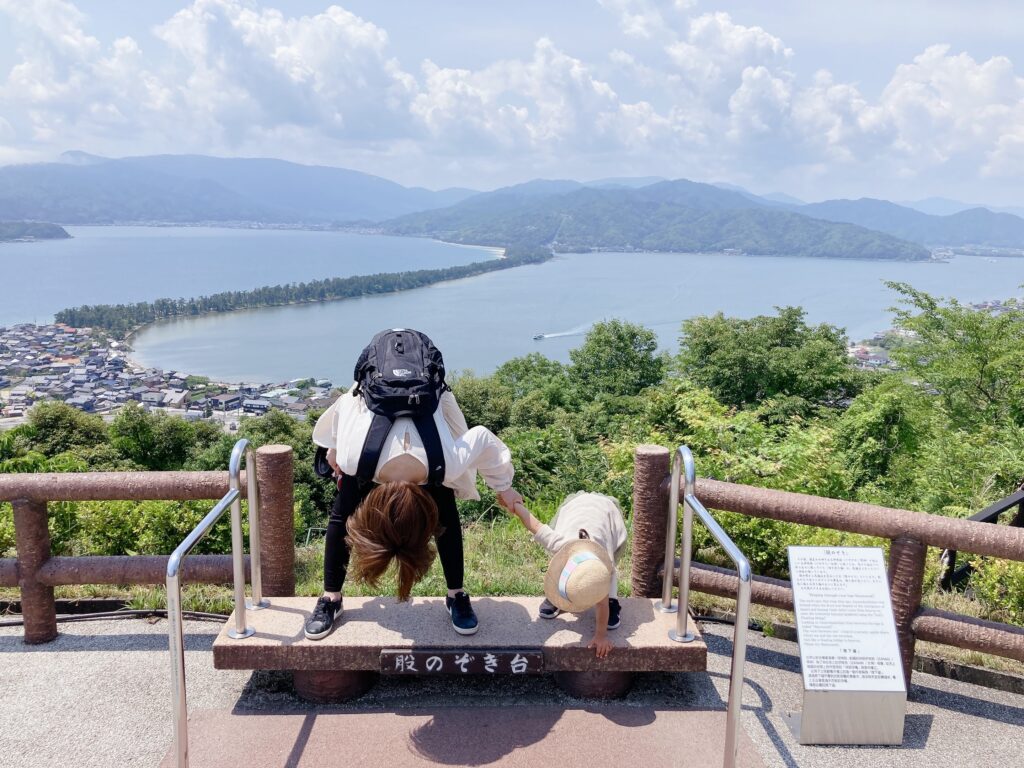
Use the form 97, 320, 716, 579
385, 181, 932, 261
5, 287, 1024, 625
798, 198, 1024, 248
0, 221, 71, 242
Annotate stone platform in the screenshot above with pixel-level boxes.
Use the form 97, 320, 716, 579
213, 596, 708, 674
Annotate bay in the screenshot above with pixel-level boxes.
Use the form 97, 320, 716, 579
131, 247, 1024, 383
0, 226, 492, 327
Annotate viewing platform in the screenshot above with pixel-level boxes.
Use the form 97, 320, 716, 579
213, 596, 708, 700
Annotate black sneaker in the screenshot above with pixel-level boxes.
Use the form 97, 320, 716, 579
607, 598, 621, 630
445, 591, 479, 636
304, 596, 341, 640
538, 598, 562, 620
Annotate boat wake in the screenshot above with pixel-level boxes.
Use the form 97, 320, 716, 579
534, 322, 592, 340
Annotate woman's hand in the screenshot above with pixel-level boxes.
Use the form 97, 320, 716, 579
496, 488, 523, 512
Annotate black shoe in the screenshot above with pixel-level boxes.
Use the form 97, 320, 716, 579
445, 591, 479, 636
304, 596, 341, 640
607, 598, 621, 630
538, 598, 562, 620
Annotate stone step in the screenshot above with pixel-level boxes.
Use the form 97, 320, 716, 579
213, 596, 707, 673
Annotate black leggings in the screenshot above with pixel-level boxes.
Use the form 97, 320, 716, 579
322, 473, 465, 593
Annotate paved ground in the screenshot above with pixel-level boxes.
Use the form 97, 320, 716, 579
2, 616, 1023, 768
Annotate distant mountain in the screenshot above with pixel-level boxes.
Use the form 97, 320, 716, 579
0, 161, 288, 224
0, 153, 478, 225
761, 192, 806, 206
384, 180, 931, 261
712, 182, 803, 208
116, 154, 477, 222
901, 196, 1024, 219
0, 221, 71, 242
798, 198, 1024, 247
586, 176, 666, 189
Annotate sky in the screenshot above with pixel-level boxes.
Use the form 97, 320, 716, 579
1, 0, 1022, 205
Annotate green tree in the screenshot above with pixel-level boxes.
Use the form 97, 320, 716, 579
568, 320, 666, 398
25, 401, 107, 457
109, 403, 157, 468
678, 306, 860, 418
832, 377, 931, 504
449, 373, 514, 434
888, 283, 1024, 428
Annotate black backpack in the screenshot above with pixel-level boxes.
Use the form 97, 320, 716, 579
351, 328, 448, 485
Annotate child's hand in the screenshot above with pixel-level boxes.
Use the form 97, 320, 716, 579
588, 635, 613, 659
496, 488, 524, 512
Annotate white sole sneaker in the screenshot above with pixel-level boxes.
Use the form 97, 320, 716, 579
303, 603, 342, 640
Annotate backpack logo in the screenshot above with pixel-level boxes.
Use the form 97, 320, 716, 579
392, 368, 412, 376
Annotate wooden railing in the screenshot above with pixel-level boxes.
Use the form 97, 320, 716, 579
630, 445, 1024, 686
0, 445, 295, 644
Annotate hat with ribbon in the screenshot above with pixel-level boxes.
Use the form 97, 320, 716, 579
543, 536, 615, 613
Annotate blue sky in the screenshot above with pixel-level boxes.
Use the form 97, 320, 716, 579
1, 1, 1022, 205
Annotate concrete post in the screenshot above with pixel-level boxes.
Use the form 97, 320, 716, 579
255, 444, 295, 597
13, 499, 57, 644
630, 445, 671, 598
888, 535, 926, 689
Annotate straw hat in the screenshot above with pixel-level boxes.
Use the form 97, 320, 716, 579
543, 538, 615, 613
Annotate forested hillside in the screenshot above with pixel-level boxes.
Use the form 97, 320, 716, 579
0, 221, 70, 241
384, 182, 932, 261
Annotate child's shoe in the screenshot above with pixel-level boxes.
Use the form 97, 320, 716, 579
538, 598, 562, 619
607, 597, 621, 630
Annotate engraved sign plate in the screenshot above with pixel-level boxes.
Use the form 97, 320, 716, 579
380, 649, 544, 675
787, 546, 906, 745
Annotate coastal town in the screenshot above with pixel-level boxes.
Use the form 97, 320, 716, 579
0, 322, 337, 428
3, 295, 1022, 423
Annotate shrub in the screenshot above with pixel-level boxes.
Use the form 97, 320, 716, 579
970, 557, 1024, 625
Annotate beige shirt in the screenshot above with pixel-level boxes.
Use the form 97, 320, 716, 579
312, 387, 514, 500
533, 492, 628, 597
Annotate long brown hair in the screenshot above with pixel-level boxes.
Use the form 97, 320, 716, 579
345, 481, 439, 601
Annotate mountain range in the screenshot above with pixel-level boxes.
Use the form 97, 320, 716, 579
1, 152, 1022, 258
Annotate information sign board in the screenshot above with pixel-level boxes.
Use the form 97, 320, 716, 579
786, 546, 906, 745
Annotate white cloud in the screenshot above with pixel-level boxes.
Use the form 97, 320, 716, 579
0, 1, 1021, 201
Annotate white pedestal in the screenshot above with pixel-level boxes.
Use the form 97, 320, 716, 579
787, 546, 907, 746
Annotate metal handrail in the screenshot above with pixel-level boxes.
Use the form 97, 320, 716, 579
229, 439, 268, 618
167, 438, 265, 768
661, 446, 752, 768
938, 485, 1024, 590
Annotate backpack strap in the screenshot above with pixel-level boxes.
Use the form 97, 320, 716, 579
356, 412, 394, 484
412, 412, 446, 486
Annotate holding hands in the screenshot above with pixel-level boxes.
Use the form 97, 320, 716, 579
496, 487, 524, 512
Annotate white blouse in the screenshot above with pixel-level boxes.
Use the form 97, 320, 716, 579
312, 386, 515, 500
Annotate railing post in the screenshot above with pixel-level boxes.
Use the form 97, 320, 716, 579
630, 444, 670, 599
13, 499, 57, 644
255, 444, 295, 597
888, 535, 926, 688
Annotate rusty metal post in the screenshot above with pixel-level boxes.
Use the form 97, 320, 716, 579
12, 499, 57, 644
888, 535, 926, 689
255, 444, 295, 597
630, 444, 670, 598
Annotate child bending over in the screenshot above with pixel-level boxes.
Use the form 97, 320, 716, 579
502, 492, 627, 658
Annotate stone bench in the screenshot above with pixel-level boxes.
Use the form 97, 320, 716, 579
213, 596, 707, 700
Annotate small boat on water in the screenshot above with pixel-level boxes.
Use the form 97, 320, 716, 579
533, 333, 544, 340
